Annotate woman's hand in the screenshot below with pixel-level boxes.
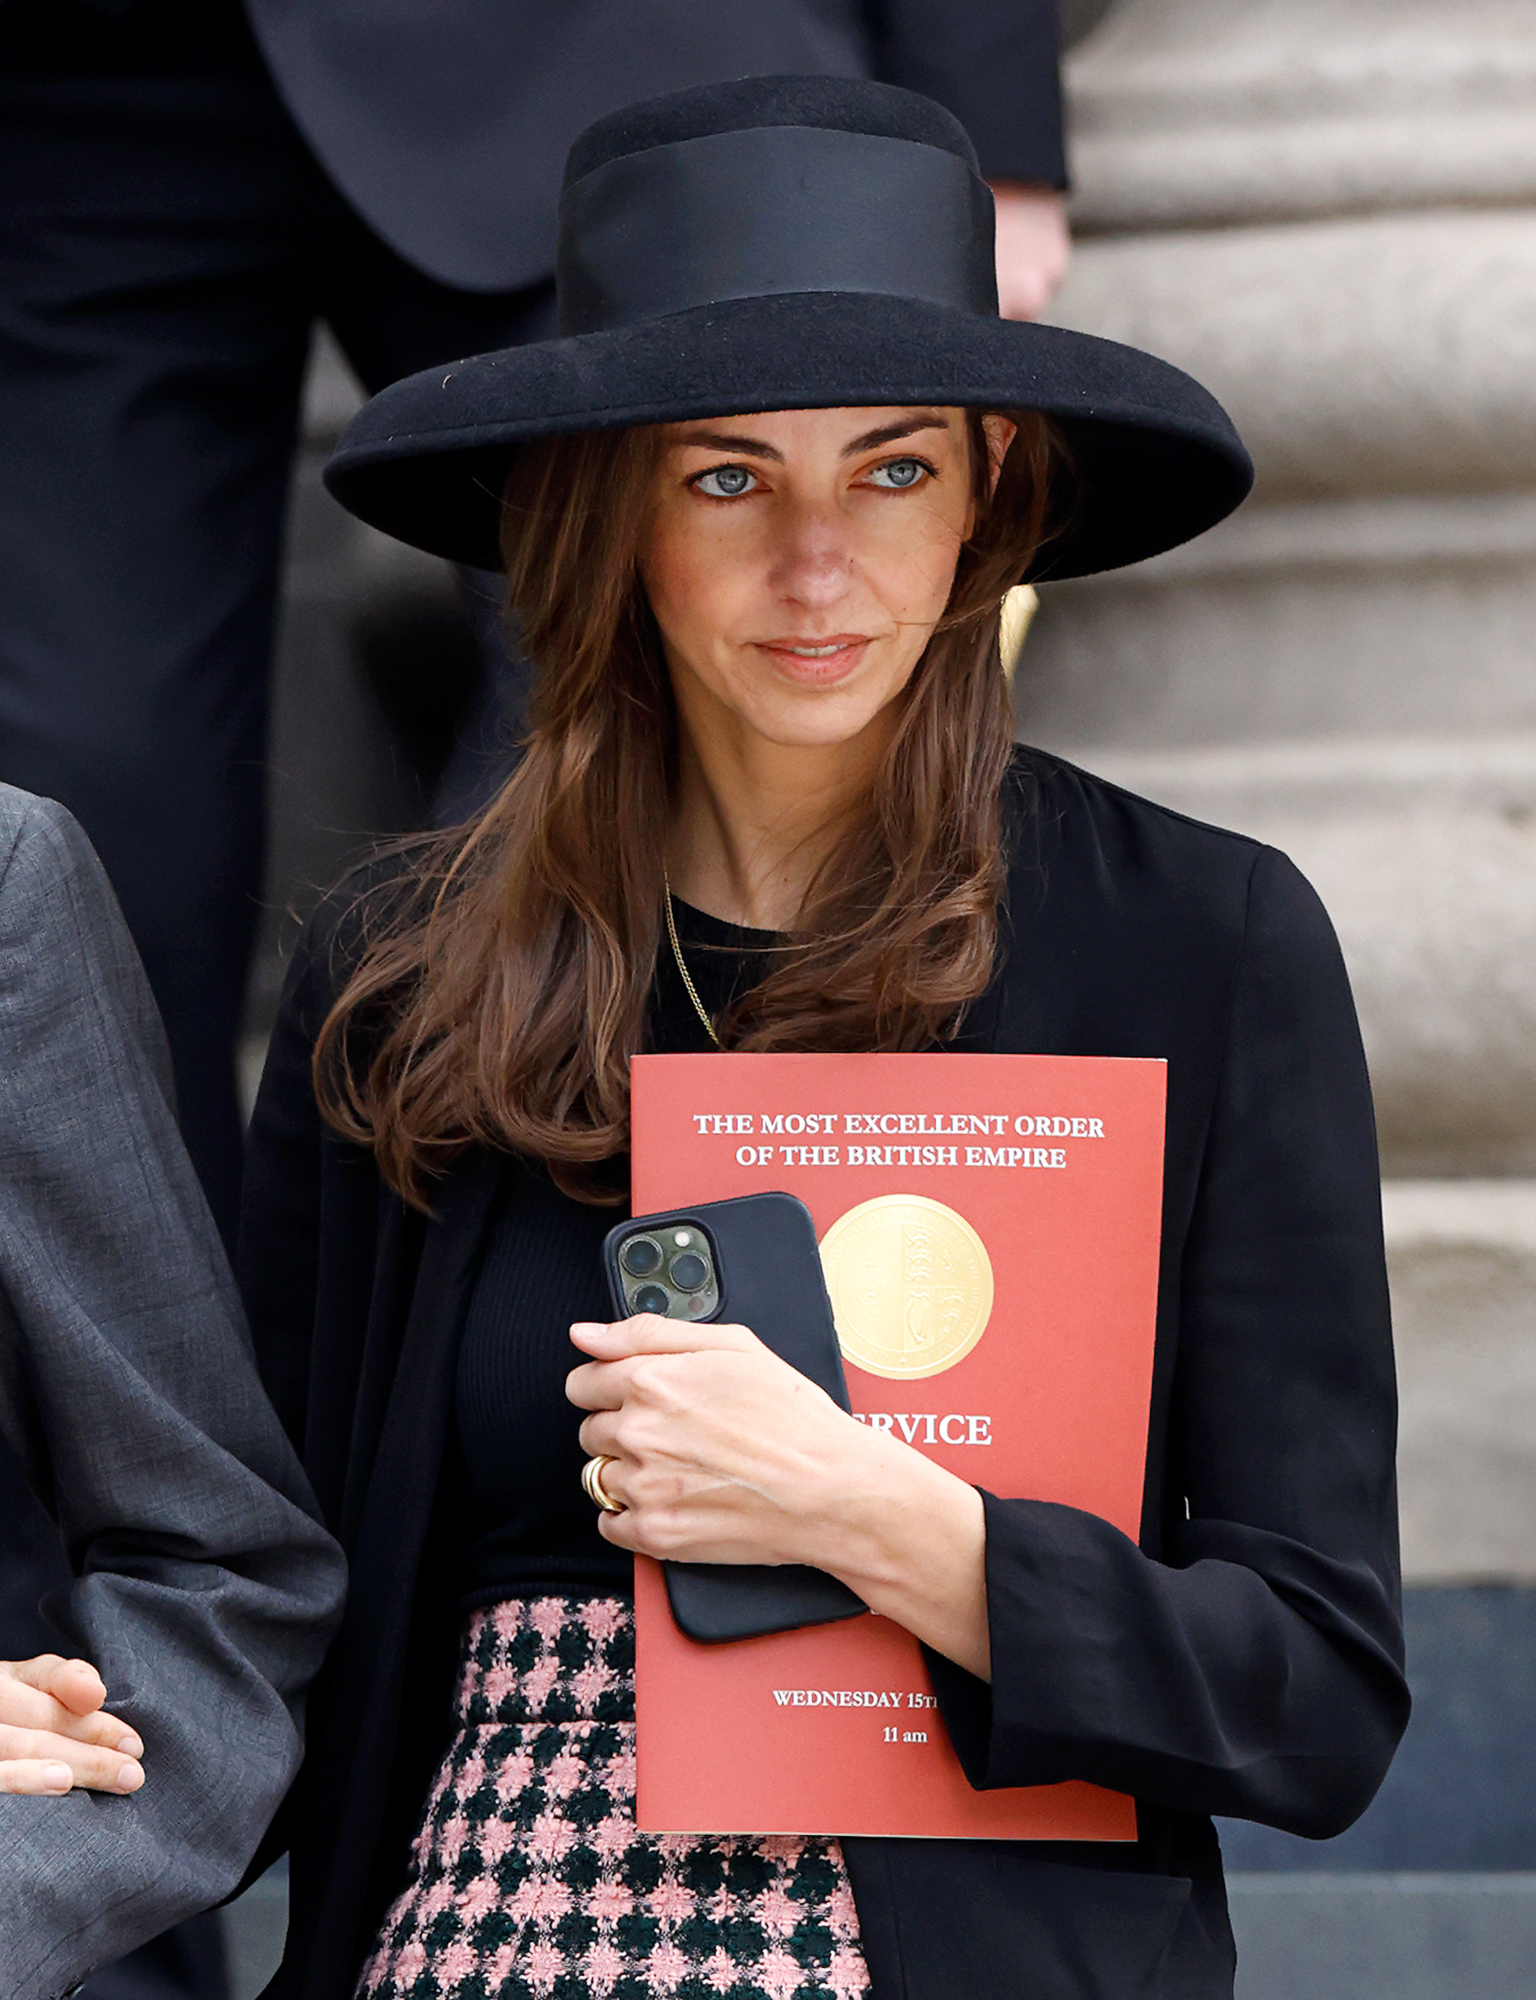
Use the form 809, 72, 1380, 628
0, 1655, 145, 1796
567, 1316, 991, 1678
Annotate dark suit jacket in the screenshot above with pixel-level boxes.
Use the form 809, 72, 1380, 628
242, 0, 1067, 289
240, 749, 1408, 2000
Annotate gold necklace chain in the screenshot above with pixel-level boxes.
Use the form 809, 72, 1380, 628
662, 863, 723, 1049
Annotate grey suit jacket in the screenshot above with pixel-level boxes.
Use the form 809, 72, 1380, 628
0, 787, 346, 2000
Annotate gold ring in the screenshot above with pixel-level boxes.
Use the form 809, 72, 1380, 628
581, 1454, 627, 1515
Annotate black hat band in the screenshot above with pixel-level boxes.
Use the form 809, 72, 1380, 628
557, 125, 998, 338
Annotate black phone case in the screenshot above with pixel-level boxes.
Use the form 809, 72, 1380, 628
602, 1191, 868, 1644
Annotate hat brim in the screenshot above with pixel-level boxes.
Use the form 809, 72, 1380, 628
323, 292, 1253, 581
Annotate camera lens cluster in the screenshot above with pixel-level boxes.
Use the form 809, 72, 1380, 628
617, 1226, 718, 1319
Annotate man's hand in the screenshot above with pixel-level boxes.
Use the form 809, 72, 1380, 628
0, 1655, 145, 1795
991, 183, 1072, 321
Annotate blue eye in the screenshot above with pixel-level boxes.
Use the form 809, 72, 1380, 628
694, 465, 757, 498
868, 458, 930, 489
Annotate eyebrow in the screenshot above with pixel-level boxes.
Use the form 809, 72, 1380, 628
841, 413, 952, 455
675, 411, 954, 464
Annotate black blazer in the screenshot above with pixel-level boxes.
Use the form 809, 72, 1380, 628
241, 0, 1067, 289
240, 750, 1408, 2000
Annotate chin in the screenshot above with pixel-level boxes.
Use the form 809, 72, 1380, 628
744, 701, 888, 751
730, 671, 907, 747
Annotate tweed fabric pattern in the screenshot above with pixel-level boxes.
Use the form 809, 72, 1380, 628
358, 1597, 871, 2000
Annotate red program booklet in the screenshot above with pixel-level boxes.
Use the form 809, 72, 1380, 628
628, 1051, 1166, 1842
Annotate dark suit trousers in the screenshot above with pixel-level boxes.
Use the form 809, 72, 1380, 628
0, 32, 553, 1247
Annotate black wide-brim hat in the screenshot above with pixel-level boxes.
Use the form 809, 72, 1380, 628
325, 77, 1253, 581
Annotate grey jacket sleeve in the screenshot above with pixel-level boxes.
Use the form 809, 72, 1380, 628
0, 790, 346, 2000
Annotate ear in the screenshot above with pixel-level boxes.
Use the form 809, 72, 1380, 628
981, 415, 1018, 499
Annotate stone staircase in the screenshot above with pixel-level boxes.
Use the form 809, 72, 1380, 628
1026, 3, 1536, 1983
1031, 0, 1536, 1600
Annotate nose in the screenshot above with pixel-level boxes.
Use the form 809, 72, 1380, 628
768, 498, 852, 611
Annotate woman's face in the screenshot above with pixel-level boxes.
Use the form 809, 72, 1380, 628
639, 406, 1011, 757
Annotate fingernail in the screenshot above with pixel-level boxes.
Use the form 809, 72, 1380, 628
42, 1763, 72, 1793
118, 1731, 144, 1759
569, 1322, 606, 1339
116, 1761, 145, 1793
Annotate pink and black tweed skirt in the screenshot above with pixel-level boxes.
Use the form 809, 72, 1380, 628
358, 1597, 872, 2000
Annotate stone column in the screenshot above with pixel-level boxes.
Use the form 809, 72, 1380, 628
1025, 0, 1536, 1582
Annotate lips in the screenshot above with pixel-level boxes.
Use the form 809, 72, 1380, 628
755, 635, 871, 686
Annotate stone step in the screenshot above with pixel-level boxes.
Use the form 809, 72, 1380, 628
1019, 501, 1536, 749
222, 1863, 1536, 2000
1221, 1584, 1536, 1872
1066, 0, 1536, 235
222, 1863, 287, 2000
1043, 738, 1536, 1176
1047, 728, 1536, 818
1228, 1873, 1536, 2000
1384, 1182, 1536, 1582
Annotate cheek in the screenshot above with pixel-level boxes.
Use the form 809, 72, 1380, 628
641, 507, 756, 656
868, 497, 968, 622
639, 501, 693, 601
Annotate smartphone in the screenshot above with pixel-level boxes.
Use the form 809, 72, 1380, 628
602, 1191, 867, 1643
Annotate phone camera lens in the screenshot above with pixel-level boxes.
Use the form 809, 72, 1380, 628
632, 1283, 670, 1316
668, 1250, 709, 1292
621, 1235, 664, 1277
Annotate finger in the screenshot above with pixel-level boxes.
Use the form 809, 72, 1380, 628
0, 1729, 144, 1793
4, 1655, 108, 1718
564, 1358, 629, 1413
56, 1708, 145, 1758
49, 1658, 109, 1718
0, 1760, 76, 1796
569, 1315, 759, 1359
0, 1675, 142, 1757
596, 1507, 639, 1551
565, 1337, 742, 1411
576, 1412, 622, 1460
17, 1705, 143, 1757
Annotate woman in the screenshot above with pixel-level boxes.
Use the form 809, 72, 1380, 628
242, 74, 1407, 2000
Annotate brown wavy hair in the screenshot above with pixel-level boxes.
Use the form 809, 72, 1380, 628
316, 409, 1066, 1205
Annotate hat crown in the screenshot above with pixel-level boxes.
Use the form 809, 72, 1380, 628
563, 74, 980, 191
555, 75, 998, 338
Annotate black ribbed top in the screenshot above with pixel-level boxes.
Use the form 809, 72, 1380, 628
453, 896, 774, 1610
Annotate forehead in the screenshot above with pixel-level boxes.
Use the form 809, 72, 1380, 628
661, 407, 966, 454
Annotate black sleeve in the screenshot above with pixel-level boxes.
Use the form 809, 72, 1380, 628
930, 847, 1409, 1837
237, 923, 334, 1458
865, 0, 1067, 187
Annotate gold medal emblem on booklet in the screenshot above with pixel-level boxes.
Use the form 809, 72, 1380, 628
820, 1194, 994, 1380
